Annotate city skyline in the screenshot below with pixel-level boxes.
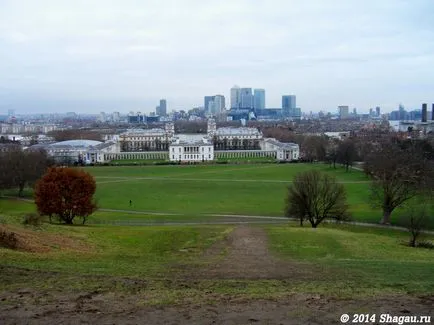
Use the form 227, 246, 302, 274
1, 0, 434, 114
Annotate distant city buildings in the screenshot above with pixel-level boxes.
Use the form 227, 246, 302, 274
254, 89, 265, 110
240, 88, 254, 109
156, 99, 167, 116
422, 103, 428, 122
204, 95, 226, 115
282, 95, 299, 118
230, 85, 241, 109
338, 105, 349, 119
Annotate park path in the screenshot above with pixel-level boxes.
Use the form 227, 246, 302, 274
193, 225, 310, 279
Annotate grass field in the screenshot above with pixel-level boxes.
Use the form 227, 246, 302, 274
85, 163, 409, 225
1, 222, 433, 303
2, 163, 433, 227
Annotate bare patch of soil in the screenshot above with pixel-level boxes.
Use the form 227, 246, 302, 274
0, 288, 432, 325
0, 225, 91, 253
176, 225, 317, 280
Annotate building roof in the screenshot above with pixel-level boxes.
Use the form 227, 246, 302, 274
171, 134, 212, 146
264, 138, 299, 150
121, 128, 166, 136
50, 140, 102, 148
215, 127, 261, 136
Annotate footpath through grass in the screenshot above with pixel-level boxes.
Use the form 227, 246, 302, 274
1, 221, 433, 304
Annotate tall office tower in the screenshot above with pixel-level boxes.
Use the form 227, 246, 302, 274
204, 96, 215, 113
282, 95, 296, 116
422, 103, 428, 122
159, 99, 167, 116
240, 88, 254, 109
155, 106, 160, 115
376, 106, 381, 117
253, 89, 265, 110
230, 85, 241, 109
98, 112, 106, 123
112, 111, 120, 123
338, 106, 349, 119
399, 104, 405, 120
213, 95, 226, 114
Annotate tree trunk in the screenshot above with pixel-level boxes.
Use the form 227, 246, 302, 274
18, 182, 25, 197
380, 209, 392, 224
299, 218, 303, 227
409, 236, 416, 247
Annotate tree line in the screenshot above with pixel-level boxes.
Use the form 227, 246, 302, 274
0, 146, 54, 197
285, 136, 434, 247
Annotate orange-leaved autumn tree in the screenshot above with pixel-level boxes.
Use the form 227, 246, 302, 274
34, 167, 97, 224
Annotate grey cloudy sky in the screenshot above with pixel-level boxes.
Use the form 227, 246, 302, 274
1, 0, 434, 114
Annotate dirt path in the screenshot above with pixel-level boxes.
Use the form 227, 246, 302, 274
1, 226, 433, 324
197, 225, 308, 279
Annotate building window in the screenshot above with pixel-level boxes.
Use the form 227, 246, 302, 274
172, 155, 175, 159
209, 154, 211, 159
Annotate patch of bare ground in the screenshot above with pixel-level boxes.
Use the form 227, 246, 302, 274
173, 225, 320, 280
0, 289, 432, 325
0, 224, 91, 253
1, 226, 433, 324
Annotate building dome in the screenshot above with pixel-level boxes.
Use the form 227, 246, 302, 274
50, 140, 102, 148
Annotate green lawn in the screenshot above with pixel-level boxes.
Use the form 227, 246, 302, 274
89, 163, 383, 223
266, 224, 434, 294
2, 163, 432, 227
0, 224, 231, 279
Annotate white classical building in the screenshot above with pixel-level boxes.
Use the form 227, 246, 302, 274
119, 123, 175, 151
169, 134, 214, 162
262, 138, 299, 161
27, 119, 300, 163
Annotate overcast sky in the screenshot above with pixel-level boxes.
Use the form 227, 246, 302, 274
1, 0, 434, 115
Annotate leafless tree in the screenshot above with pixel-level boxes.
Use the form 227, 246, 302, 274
0, 148, 53, 196
337, 138, 356, 171
399, 202, 431, 247
285, 170, 350, 228
364, 139, 433, 224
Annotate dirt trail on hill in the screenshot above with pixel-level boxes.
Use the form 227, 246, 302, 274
193, 225, 311, 280
1, 226, 433, 324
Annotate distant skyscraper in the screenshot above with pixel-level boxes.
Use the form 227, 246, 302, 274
155, 106, 160, 116
399, 104, 405, 120
422, 103, 428, 122
204, 96, 214, 113
376, 106, 381, 117
230, 85, 241, 109
98, 112, 106, 123
213, 95, 225, 114
253, 89, 265, 110
282, 95, 296, 117
338, 106, 349, 119
112, 112, 120, 123
159, 99, 167, 116
432, 103, 434, 120
240, 88, 253, 109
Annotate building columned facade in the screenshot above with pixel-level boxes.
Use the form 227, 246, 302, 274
169, 134, 214, 162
